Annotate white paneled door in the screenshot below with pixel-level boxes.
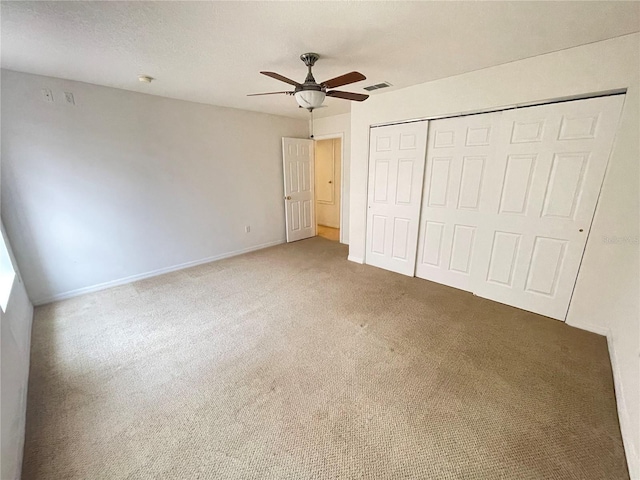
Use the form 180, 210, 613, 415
416, 111, 501, 291
282, 137, 315, 242
366, 121, 428, 275
415, 95, 624, 320
472, 96, 624, 320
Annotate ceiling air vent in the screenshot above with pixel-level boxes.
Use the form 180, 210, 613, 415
363, 81, 392, 92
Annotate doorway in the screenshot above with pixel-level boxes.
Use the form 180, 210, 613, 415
314, 137, 342, 242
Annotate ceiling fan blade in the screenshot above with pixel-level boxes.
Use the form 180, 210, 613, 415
247, 91, 293, 96
321, 71, 366, 89
326, 90, 369, 102
260, 71, 301, 87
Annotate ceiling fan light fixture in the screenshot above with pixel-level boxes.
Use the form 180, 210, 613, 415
295, 90, 325, 110
249, 54, 368, 111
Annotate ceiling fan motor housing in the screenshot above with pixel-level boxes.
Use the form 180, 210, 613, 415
300, 52, 319, 67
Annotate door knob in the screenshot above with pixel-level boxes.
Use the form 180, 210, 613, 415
328, 181, 332, 184
285, 196, 292, 200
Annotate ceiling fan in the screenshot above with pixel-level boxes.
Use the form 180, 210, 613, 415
248, 53, 369, 111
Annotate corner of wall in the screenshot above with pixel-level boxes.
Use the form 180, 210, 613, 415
347, 255, 364, 264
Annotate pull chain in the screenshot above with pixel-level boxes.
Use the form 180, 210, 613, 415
310, 109, 314, 139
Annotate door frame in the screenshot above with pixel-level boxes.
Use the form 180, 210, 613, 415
313, 133, 345, 244
369, 89, 626, 129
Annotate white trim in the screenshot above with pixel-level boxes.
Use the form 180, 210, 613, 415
566, 321, 612, 337
361, 126, 373, 265
34, 239, 285, 305
347, 255, 364, 264
370, 90, 627, 128
313, 132, 345, 244
568, 322, 639, 479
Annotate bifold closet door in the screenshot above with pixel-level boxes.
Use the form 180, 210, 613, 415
416, 95, 624, 320
472, 95, 624, 320
365, 121, 428, 275
415, 112, 501, 291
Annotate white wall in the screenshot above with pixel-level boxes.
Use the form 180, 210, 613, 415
312, 113, 351, 244
0, 224, 34, 480
348, 33, 639, 477
1, 69, 308, 304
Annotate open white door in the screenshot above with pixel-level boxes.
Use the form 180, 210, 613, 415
365, 121, 428, 275
282, 137, 315, 242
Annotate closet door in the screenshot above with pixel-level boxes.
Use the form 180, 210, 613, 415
365, 122, 428, 275
415, 112, 501, 290
472, 95, 624, 320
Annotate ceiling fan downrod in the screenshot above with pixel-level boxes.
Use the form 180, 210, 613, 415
300, 52, 320, 84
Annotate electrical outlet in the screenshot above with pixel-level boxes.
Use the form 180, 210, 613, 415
245, 226, 251, 233
41, 89, 53, 102
64, 92, 75, 105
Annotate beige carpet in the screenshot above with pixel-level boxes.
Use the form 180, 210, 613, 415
23, 237, 628, 479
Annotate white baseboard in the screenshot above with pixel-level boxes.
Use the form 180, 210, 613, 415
34, 239, 285, 305
347, 255, 364, 264
567, 320, 611, 337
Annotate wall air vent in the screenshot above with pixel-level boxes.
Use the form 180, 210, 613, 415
363, 81, 393, 92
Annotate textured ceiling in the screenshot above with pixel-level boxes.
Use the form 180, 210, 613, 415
1, 1, 639, 119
